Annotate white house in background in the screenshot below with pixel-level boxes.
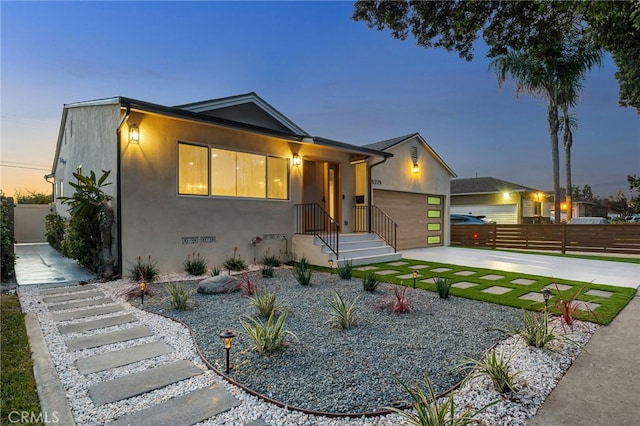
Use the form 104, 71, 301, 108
48, 93, 455, 275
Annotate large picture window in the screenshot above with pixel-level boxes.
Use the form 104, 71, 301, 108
179, 142, 288, 199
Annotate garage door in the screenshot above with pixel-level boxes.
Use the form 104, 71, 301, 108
373, 190, 443, 249
450, 204, 517, 224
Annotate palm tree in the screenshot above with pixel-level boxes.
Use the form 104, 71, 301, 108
490, 41, 602, 224
557, 44, 604, 221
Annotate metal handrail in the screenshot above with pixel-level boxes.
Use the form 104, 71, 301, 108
294, 204, 339, 258
353, 205, 397, 252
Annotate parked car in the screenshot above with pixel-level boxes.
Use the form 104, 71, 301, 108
568, 217, 609, 224
450, 214, 493, 246
450, 214, 493, 224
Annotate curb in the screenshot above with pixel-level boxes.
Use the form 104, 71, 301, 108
25, 313, 76, 426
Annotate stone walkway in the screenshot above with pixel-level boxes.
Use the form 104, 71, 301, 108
29, 282, 266, 426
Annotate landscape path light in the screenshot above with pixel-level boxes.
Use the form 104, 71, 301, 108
139, 281, 146, 304
542, 288, 552, 309
412, 270, 418, 288
219, 329, 236, 374
329, 259, 334, 274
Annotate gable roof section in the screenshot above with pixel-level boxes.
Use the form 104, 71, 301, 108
364, 133, 456, 177
451, 177, 541, 195
174, 92, 308, 136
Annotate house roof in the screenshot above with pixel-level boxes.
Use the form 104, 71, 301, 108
451, 177, 542, 195
364, 133, 456, 177
51, 95, 392, 174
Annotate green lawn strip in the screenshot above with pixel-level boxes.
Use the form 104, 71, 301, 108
326, 260, 636, 326
0, 294, 44, 426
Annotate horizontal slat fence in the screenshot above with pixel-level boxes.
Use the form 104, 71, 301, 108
451, 224, 640, 255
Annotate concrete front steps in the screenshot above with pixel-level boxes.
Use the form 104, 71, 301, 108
40, 283, 243, 425
292, 232, 402, 266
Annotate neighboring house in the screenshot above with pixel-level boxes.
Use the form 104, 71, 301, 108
48, 93, 454, 275
451, 177, 549, 224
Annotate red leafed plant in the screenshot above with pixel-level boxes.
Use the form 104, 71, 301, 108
390, 286, 413, 314
551, 281, 599, 330
240, 273, 258, 296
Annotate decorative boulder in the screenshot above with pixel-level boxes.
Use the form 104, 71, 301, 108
197, 275, 241, 294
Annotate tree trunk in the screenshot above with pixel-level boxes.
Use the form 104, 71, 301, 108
563, 107, 573, 222
547, 101, 561, 224
99, 200, 115, 280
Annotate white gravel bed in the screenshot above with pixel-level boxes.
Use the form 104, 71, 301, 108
18, 269, 598, 426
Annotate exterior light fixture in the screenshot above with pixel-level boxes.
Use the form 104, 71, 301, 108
541, 288, 552, 309
412, 163, 420, 174
138, 281, 146, 304
412, 270, 418, 288
292, 153, 301, 166
129, 124, 140, 143
219, 329, 236, 374
503, 191, 510, 200
328, 259, 334, 274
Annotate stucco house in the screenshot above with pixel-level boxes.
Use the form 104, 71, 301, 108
450, 177, 550, 224
48, 93, 454, 275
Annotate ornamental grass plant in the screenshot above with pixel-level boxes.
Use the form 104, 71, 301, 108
326, 291, 359, 329
240, 310, 297, 354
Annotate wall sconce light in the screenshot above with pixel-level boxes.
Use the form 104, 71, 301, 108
503, 191, 510, 200
412, 163, 420, 174
219, 329, 236, 374
129, 124, 140, 144
292, 153, 301, 166
138, 281, 146, 304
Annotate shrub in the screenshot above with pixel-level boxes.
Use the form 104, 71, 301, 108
240, 310, 297, 354
261, 263, 274, 278
166, 282, 190, 310
62, 215, 100, 272
391, 286, 412, 314
223, 247, 247, 272
550, 282, 599, 329
240, 273, 258, 296
211, 267, 220, 276
516, 309, 555, 348
261, 253, 281, 267
362, 271, 379, 292
336, 259, 353, 280
248, 287, 281, 318
183, 252, 207, 276
129, 256, 159, 282
327, 291, 359, 329
293, 256, 312, 286
1, 194, 15, 281
458, 348, 519, 394
434, 276, 452, 299
387, 372, 497, 426
45, 212, 66, 251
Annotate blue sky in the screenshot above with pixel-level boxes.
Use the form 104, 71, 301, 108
2, 1, 638, 198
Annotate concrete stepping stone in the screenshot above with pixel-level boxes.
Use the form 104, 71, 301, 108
356, 266, 378, 271
48, 298, 114, 311
431, 268, 451, 273
545, 283, 572, 292
574, 301, 600, 311
376, 270, 400, 275
387, 261, 408, 266
397, 273, 419, 279
40, 284, 98, 296
43, 289, 105, 304
89, 360, 204, 406
58, 314, 137, 334
421, 278, 437, 284
520, 292, 545, 303
511, 278, 536, 286
51, 304, 124, 322
454, 271, 476, 276
452, 281, 478, 289
481, 286, 513, 295
411, 264, 430, 269
479, 274, 504, 281
585, 289, 614, 298
106, 385, 241, 426
76, 341, 173, 375
66, 326, 154, 351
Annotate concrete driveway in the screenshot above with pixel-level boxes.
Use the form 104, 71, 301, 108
402, 246, 640, 289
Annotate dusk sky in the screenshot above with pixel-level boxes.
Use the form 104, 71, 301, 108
2, 1, 638, 199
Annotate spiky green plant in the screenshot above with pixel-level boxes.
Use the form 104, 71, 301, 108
261, 263, 274, 278
240, 310, 296, 354
458, 348, 519, 394
166, 282, 190, 310
336, 259, 353, 280
183, 252, 208, 276
327, 291, 359, 329
517, 308, 556, 348
434, 276, 452, 299
248, 288, 281, 318
362, 271, 379, 292
261, 254, 281, 267
293, 256, 312, 286
387, 372, 497, 426
130, 255, 159, 282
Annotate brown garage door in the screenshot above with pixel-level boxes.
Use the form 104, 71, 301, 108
373, 190, 443, 250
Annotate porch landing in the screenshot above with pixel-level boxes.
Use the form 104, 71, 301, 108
291, 233, 402, 266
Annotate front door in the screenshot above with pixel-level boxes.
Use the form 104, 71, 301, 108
302, 160, 340, 230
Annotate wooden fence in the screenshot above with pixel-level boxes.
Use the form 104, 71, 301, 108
450, 223, 640, 255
